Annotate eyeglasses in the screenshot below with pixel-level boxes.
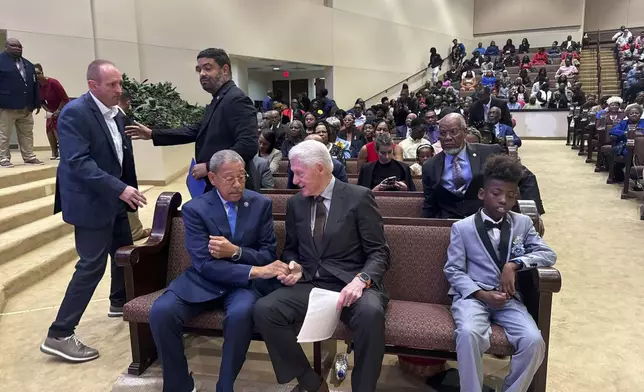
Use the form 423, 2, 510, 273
216, 171, 248, 185
438, 129, 462, 138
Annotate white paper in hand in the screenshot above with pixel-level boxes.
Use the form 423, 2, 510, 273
297, 288, 342, 343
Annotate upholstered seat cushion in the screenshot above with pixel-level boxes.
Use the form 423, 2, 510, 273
123, 293, 514, 356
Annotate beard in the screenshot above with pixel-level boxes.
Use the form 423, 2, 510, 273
201, 72, 225, 94
444, 145, 464, 156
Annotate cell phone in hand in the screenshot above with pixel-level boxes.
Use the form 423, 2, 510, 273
383, 176, 398, 186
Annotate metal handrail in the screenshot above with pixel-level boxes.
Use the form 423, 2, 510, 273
596, 29, 602, 96
364, 66, 429, 103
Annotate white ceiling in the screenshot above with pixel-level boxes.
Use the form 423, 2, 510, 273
233, 55, 325, 73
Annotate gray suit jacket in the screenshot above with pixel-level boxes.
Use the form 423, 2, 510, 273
444, 210, 556, 300
282, 180, 391, 291
253, 155, 274, 188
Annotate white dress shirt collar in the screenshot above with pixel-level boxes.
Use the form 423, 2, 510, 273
89, 92, 119, 119
480, 209, 504, 224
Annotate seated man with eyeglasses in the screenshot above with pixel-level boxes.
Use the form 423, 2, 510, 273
148, 149, 290, 392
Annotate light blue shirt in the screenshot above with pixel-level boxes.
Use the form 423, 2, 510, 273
441, 147, 472, 194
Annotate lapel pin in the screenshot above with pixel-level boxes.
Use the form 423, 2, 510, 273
473, 153, 477, 157
244, 202, 249, 208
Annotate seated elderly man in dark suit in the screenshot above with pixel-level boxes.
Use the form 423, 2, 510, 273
254, 140, 391, 392
149, 150, 289, 392
422, 113, 505, 219
357, 132, 416, 191
423, 113, 544, 218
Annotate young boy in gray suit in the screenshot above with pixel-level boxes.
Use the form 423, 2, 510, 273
444, 155, 556, 392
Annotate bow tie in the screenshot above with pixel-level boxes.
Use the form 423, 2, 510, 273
484, 220, 503, 230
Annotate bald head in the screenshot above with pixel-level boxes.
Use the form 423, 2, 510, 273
86, 59, 122, 107
438, 113, 467, 155
488, 106, 502, 124
5, 38, 22, 59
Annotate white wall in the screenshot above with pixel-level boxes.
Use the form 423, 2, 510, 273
584, 0, 644, 31
473, 0, 586, 48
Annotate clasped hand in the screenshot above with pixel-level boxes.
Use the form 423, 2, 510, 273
208, 236, 238, 259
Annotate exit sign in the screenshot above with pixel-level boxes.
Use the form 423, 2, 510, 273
283, 71, 290, 78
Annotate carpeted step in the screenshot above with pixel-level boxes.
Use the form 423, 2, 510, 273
0, 233, 77, 305
0, 195, 55, 234
0, 165, 56, 190
0, 178, 56, 209
0, 214, 72, 266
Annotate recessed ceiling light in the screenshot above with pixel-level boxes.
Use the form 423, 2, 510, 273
273, 67, 280, 70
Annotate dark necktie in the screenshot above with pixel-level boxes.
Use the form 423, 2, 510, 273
313, 196, 327, 252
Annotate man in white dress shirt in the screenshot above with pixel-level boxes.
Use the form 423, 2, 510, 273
42, 60, 146, 362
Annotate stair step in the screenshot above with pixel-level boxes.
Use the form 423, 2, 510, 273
0, 214, 73, 266
0, 233, 77, 300
0, 195, 54, 234
0, 165, 57, 190
0, 178, 56, 209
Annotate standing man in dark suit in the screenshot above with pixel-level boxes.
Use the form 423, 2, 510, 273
468, 87, 512, 129
149, 150, 288, 392
125, 48, 259, 191
0, 38, 44, 167
254, 140, 391, 392
422, 113, 504, 219
41, 60, 146, 362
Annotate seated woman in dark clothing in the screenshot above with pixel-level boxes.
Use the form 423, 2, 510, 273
280, 120, 304, 157
519, 69, 532, 86
520, 55, 533, 71
357, 132, 415, 192
518, 38, 530, 53
502, 38, 516, 54
503, 52, 519, 67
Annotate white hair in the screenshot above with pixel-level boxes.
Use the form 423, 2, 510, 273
607, 96, 623, 105
209, 150, 244, 173
625, 103, 643, 115
288, 140, 333, 172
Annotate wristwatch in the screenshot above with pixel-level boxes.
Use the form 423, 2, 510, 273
231, 247, 242, 262
357, 272, 372, 288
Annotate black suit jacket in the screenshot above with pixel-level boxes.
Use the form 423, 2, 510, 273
421, 143, 504, 219
468, 97, 512, 128
0, 52, 39, 110
151, 80, 258, 191
357, 159, 416, 191
282, 180, 391, 292
271, 124, 287, 152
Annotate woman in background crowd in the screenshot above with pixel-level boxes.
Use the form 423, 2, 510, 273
34, 63, 70, 160
608, 104, 644, 181
461, 69, 477, 91
257, 129, 282, 173
314, 120, 346, 166
303, 112, 316, 135
481, 70, 496, 89
357, 119, 403, 168
523, 95, 542, 109
518, 38, 531, 53
324, 117, 350, 160
280, 120, 304, 157
532, 47, 548, 66
338, 113, 367, 158
481, 55, 494, 72
519, 68, 532, 85
520, 55, 533, 71
535, 81, 552, 108
507, 95, 523, 110
503, 38, 516, 54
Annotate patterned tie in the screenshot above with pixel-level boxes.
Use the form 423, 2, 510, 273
452, 156, 466, 194
226, 201, 237, 237
313, 196, 327, 252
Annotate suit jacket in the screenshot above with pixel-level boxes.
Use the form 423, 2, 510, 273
422, 143, 504, 219
271, 124, 288, 152
287, 158, 347, 189
0, 52, 39, 110
396, 125, 410, 138
444, 210, 556, 300
492, 123, 522, 147
151, 80, 258, 191
253, 155, 274, 188
282, 180, 390, 291
54, 93, 138, 229
168, 189, 277, 303
469, 97, 512, 128
357, 159, 416, 191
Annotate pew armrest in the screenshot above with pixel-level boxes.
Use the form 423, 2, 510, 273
115, 192, 183, 301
